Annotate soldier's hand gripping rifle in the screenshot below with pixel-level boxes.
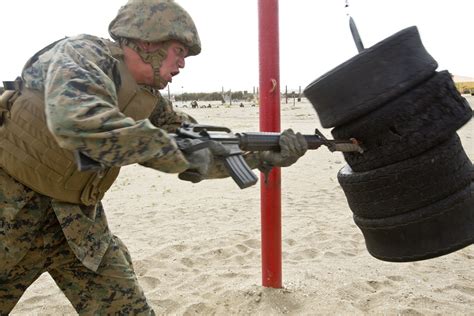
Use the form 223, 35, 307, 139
172, 123, 363, 189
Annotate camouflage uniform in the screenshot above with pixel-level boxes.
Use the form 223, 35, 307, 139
0, 167, 150, 314
0, 33, 195, 314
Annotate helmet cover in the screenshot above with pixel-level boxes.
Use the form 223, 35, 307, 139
109, 0, 201, 56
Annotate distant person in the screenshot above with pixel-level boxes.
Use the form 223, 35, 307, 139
0, 0, 307, 314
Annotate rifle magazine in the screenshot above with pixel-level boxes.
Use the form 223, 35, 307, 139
224, 155, 258, 189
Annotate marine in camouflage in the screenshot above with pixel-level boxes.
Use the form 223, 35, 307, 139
0, 0, 304, 313
0, 34, 177, 313
0, 0, 203, 313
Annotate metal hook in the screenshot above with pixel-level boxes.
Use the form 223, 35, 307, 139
269, 79, 277, 93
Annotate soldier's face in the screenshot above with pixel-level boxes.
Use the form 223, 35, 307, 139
125, 40, 189, 89
157, 41, 189, 89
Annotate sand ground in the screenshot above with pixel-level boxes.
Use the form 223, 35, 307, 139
10, 96, 474, 315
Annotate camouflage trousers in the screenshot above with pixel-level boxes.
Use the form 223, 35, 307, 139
0, 170, 154, 315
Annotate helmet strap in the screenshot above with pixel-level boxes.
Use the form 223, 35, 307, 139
122, 39, 170, 88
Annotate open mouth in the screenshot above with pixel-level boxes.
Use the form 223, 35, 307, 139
168, 71, 179, 84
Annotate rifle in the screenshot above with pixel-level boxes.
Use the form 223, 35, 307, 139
172, 123, 363, 189
74, 123, 363, 189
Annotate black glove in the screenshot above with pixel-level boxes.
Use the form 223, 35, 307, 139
259, 128, 308, 168
178, 139, 229, 183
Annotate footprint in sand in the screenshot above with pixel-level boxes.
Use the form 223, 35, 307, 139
180, 257, 194, 268
235, 244, 249, 253
243, 238, 261, 249
183, 302, 215, 315
139, 275, 161, 290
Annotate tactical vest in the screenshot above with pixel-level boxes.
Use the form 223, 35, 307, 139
0, 48, 157, 206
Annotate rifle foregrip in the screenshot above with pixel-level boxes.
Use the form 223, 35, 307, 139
223, 155, 258, 189
238, 132, 281, 151
238, 132, 323, 151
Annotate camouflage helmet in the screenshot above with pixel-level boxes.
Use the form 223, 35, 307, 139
108, 0, 201, 56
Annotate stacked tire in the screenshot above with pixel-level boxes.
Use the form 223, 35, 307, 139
304, 26, 473, 262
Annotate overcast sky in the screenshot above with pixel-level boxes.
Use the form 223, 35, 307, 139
1, 0, 473, 93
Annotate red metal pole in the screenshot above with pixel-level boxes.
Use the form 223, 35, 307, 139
258, 0, 282, 288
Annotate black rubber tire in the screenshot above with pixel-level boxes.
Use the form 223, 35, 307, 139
303, 26, 438, 128
353, 182, 474, 262
337, 134, 472, 219
331, 71, 473, 172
